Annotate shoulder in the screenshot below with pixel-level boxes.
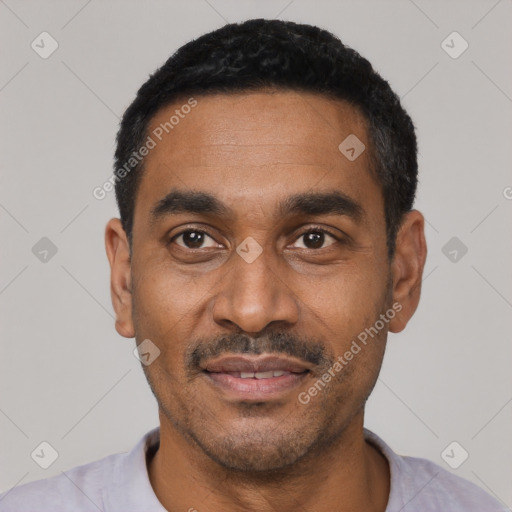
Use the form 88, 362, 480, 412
364, 429, 507, 512
0, 452, 121, 512
397, 453, 506, 511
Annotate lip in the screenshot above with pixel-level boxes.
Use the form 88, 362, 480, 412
201, 354, 311, 401
202, 354, 313, 373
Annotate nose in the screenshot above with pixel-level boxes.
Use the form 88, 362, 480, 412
212, 248, 300, 335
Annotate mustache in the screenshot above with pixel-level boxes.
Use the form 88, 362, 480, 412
186, 331, 333, 371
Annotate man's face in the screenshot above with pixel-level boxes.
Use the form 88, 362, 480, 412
122, 91, 397, 471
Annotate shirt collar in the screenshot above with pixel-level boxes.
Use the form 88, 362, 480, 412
107, 427, 400, 511
105, 427, 166, 512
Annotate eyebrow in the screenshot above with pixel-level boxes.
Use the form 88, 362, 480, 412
150, 189, 364, 223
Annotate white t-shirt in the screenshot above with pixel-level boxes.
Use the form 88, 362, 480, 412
0, 427, 506, 511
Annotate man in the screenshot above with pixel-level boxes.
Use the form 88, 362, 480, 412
0, 18, 505, 512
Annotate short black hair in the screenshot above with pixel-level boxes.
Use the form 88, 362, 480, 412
114, 18, 417, 257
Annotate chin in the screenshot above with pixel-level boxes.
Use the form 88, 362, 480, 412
186, 413, 327, 474
195, 433, 312, 473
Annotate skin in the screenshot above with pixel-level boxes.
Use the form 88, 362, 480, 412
105, 90, 427, 512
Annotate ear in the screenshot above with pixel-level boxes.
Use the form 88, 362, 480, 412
105, 218, 135, 338
388, 210, 427, 333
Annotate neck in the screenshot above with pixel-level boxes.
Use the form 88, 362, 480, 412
148, 411, 390, 512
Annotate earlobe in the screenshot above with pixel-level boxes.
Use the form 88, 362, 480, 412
105, 218, 135, 338
388, 210, 427, 334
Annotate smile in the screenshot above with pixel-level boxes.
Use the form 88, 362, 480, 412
224, 370, 289, 379
201, 354, 311, 401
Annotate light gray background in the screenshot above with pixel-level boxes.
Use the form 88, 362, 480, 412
1, 0, 511, 507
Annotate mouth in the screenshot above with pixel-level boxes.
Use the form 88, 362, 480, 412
214, 370, 296, 379
201, 355, 311, 401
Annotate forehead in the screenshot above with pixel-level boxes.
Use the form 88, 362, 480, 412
145, 90, 369, 165
135, 91, 379, 221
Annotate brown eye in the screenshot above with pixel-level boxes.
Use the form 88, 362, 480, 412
293, 230, 337, 250
173, 230, 218, 249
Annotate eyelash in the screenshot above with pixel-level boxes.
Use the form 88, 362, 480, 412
169, 226, 343, 249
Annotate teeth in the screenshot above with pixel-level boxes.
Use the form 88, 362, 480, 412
254, 371, 274, 379
238, 370, 288, 379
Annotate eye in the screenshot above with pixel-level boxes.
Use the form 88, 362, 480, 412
172, 229, 219, 249
292, 229, 338, 250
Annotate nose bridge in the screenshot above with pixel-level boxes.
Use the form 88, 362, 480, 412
212, 245, 299, 334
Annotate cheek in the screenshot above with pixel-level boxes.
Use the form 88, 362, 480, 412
132, 257, 207, 321
297, 263, 389, 341
130, 264, 199, 356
